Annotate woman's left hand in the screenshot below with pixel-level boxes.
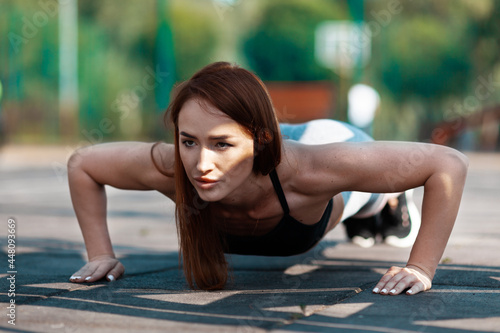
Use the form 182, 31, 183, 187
372, 265, 432, 296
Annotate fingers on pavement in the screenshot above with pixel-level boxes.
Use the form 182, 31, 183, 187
106, 262, 125, 282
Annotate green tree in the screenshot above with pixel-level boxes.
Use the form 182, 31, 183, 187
380, 16, 471, 110
170, 0, 219, 80
367, 0, 500, 141
243, 0, 348, 82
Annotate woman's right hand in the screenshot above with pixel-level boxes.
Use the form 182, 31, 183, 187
69, 255, 125, 283
67, 142, 174, 285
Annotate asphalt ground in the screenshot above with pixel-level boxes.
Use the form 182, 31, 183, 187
0, 145, 499, 333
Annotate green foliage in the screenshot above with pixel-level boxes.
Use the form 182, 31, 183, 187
380, 15, 471, 101
1, 0, 499, 144
0, 0, 221, 142
366, 0, 500, 140
243, 0, 348, 81
170, 0, 219, 81
77, 2, 157, 141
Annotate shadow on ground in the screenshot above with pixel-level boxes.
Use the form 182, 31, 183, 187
1, 238, 499, 333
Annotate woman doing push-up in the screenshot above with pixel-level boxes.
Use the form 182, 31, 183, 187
68, 62, 468, 295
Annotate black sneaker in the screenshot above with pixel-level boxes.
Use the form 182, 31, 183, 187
380, 190, 421, 248
343, 215, 378, 248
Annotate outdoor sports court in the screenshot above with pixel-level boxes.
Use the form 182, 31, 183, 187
1, 146, 498, 332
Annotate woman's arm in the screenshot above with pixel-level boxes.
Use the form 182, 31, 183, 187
67, 142, 175, 283
311, 141, 469, 295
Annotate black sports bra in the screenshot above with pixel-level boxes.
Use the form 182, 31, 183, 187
223, 169, 333, 256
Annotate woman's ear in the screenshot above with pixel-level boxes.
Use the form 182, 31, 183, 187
254, 128, 274, 155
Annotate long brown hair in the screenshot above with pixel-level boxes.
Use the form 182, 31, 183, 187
167, 62, 282, 290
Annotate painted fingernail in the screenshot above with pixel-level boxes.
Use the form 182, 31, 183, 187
381, 289, 387, 294
107, 275, 115, 282
70, 276, 80, 280
407, 289, 413, 295
85, 276, 92, 281
372, 288, 379, 293
390, 289, 396, 294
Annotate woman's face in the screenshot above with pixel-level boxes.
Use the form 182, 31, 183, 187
177, 98, 255, 202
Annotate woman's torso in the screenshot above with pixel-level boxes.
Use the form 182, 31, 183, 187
210, 141, 345, 238
154, 119, 373, 239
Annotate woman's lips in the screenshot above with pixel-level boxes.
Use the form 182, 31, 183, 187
194, 177, 219, 189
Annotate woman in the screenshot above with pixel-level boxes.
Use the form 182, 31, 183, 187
68, 62, 468, 295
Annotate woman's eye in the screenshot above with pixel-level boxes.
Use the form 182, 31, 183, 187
182, 140, 196, 147
215, 142, 232, 149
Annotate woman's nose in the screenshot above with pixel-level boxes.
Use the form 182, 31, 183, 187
197, 147, 215, 173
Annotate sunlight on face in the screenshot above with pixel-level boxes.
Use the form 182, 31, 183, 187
178, 98, 255, 202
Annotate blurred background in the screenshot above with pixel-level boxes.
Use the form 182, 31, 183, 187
1, 0, 499, 150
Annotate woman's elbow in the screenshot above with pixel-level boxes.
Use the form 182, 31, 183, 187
68, 148, 83, 172
453, 148, 468, 173
443, 147, 469, 181
67, 146, 93, 176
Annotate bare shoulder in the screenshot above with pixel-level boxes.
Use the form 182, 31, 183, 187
70, 141, 176, 198
279, 140, 346, 197
151, 142, 175, 177
279, 140, 393, 195
145, 142, 176, 197
282, 140, 468, 196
